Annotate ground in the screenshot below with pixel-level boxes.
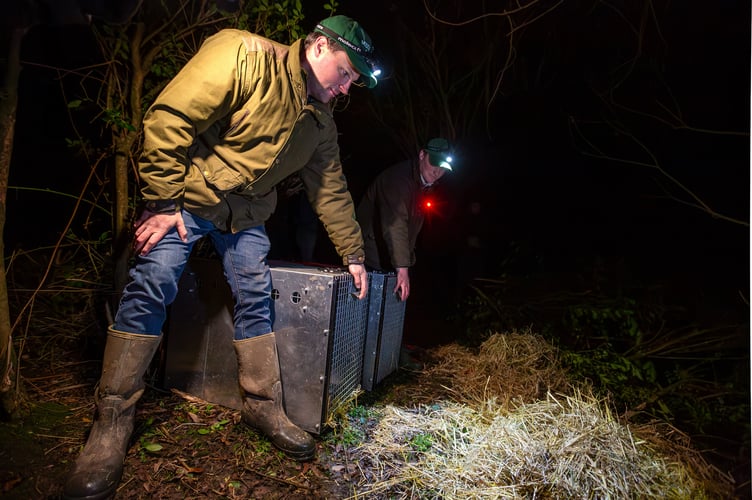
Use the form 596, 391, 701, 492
2, 331, 750, 499
0, 344, 384, 499
0, 273, 748, 498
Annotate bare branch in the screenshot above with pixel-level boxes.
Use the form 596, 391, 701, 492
569, 118, 748, 227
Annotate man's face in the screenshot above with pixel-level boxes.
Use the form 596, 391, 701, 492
307, 37, 360, 104
419, 150, 449, 186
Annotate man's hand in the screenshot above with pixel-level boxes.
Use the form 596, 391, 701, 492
347, 263, 368, 300
133, 210, 188, 256
394, 267, 410, 301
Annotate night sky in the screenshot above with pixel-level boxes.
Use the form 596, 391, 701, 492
6, 0, 750, 342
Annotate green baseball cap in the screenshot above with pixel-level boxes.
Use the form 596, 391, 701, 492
315, 15, 381, 88
424, 138, 454, 171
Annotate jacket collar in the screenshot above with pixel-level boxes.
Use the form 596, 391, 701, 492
412, 158, 435, 190
288, 39, 308, 107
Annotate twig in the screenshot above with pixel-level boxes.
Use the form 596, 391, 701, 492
36, 383, 91, 395
242, 466, 313, 492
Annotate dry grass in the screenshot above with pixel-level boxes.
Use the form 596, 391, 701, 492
347, 331, 734, 499
385, 329, 571, 411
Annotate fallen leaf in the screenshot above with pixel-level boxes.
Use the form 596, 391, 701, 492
2, 475, 22, 492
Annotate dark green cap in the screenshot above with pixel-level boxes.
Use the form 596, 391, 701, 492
315, 15, 380, 88
424, 138, 454, 171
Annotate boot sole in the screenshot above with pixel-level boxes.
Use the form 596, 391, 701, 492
274, 444, 315, 461
62, 488, 117, 500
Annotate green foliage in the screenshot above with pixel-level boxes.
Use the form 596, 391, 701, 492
323, 402, 380, 448
150, 39, 187, 80
557, 300, 658, 410
348, 404, 374, 420
339, 426, 366, 446
138, 417, 164, 460
197, 419, 230, 435
98, 24, 130, 60
456, 263, 749, 445
103, 108, 136, 132
17, 229, 111, 324
322, 0, 339, 14
456, 290, 506, 344
247, 0, 307, 42
253, 438, 273, 455
140, 440, 163, 454
409, 432, 433, 453
565, 301, 642, 342
177, 402, 215, 415
560, 345, 660, 418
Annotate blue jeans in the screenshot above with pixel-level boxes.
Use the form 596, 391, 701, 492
113, 210, 272, 340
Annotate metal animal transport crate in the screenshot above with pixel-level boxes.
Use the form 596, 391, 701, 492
162, 258, 239, 410
162, 258, 369, 435
269, 261, 368, 434
361, 271, 407, 391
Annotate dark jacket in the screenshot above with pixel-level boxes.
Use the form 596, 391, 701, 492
138, 29, 364, 264
356, 159, 430, 270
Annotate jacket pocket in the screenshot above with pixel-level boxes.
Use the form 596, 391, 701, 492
190, 145, 245, 192
199, 163, 244, 192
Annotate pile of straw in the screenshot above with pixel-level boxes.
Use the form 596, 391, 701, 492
384, 330, 571, 411
348, 332, 729, 499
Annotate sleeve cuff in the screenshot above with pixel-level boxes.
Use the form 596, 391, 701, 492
345, 254, 365, 265
144, 199, 181, 214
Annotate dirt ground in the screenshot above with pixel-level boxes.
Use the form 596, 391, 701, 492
0, 299, 748, 499
0, 344, 381, 500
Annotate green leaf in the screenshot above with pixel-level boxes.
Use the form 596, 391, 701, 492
142, 442, 163, 452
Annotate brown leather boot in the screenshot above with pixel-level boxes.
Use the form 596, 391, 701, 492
234, 333, 315, 461
63, 327, 161, 500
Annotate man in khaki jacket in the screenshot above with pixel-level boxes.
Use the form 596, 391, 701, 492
64, 15, 380, 500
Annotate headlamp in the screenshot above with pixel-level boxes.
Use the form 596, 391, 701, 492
425, 143, 454, 171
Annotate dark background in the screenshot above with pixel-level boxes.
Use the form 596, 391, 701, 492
6, 1, 750, 349
283, 2, 749, 345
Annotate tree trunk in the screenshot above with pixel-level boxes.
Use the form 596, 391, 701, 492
112, 21, 146, 299
112, 135, 132, 301
0, 27, 29, 419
